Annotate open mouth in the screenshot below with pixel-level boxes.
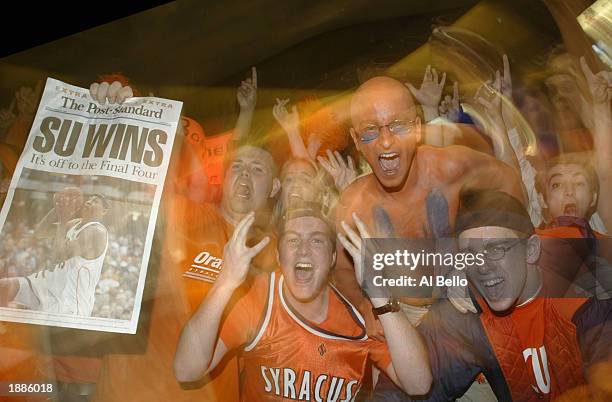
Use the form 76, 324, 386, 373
294, 261, 314, 283
481, 277, 505, 299
378, 152, 400, 175
235, 182, 251, 199
563, 203, 577, 216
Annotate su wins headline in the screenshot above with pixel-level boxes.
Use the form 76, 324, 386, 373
31, 116, 168, 175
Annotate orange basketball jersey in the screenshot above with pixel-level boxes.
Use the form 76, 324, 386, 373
221, 272, 392, 402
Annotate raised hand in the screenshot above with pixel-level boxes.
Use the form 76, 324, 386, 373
15, 81, 42, 119
580, 56, 612, 105
439, 81, 461, 121
217, 212, 270, 289
426, 190, 476, 313
474, 70, 505, 130
338, 212, 372, 290
406, 65, 446, 110
317, 150, 357, 192
89, 81, 134, 105
0, 102, 16, 134
236, 67, 258, 111
273, 98, 300, 136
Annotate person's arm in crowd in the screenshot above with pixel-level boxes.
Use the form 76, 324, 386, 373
272, 98, 311, 159
542, 0, 605, 74
473, 69, 520, 171
174, 212, 269, 382
332, 195, 386, 341
580, 57, 612, 231
338, 213, 432, 396
475, 55, 545, 225
406, 65, 446, 146
234, 67, 258, 140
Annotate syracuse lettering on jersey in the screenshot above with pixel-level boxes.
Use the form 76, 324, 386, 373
259, 366, 360, 402
183, 250, 223, 283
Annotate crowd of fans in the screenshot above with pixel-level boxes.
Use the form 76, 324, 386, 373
0, 1, 611, 402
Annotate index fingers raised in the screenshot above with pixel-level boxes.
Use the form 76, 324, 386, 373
503, 54, 511, 82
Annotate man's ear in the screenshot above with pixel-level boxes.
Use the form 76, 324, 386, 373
590, 191, 598, 208
526, 234, 541, 265
270, 177, 281, 198
415, 116, 422, 144
350, 128, 361, 153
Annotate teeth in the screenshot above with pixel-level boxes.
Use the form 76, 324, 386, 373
236, 182, 251, 198
379, 152, 399, 160
484, 278, 503, 287
295, 262, 313, 270
378, 152, 400, 172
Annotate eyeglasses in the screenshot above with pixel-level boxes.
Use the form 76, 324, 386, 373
358, 119, 416, 144
482, 239, 523, 261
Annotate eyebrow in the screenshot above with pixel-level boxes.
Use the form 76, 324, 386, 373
547, 173, 562, 184
282, 230, 329, 237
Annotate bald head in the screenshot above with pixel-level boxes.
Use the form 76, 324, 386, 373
350, 76, 417, 128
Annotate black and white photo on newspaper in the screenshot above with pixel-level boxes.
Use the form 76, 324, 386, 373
0, 77, 181, 333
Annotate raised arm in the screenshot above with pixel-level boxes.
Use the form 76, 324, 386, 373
406, 65, 446, 146
580, 56, 612, 230
234, 67, 258, 140
338, 213, 432, 396
272, 98, 311, 159
174, 212, 270, 382
473, 67, 520, 171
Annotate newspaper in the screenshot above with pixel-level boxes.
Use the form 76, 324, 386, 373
0, 78, 182, 333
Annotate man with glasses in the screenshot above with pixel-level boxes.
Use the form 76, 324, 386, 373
374, 189, 612, 401
333, 76, 525, 339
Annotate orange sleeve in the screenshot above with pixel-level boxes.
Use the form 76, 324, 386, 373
368, 338, 392, 371
219, 274, 269, 350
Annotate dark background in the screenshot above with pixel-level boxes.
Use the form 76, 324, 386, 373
0, 0, 562, 132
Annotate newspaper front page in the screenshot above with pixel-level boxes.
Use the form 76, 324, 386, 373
0, 78, 182, 333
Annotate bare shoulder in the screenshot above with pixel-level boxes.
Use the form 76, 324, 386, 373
416, 145, 498, 182
341, 175, 372, 200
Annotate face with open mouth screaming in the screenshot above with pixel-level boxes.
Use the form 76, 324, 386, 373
543, 163, 596, 221
459, 226, 529, 313
350, 77, 420, 190
221, 146, 279, 219
278, 216, 336, 303
280, 159, 320, 208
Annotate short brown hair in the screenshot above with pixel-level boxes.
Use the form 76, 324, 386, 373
536, 153, 599, 214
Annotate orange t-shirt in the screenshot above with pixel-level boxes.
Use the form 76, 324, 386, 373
221, 272, 391, 402
93, 195, 277, 402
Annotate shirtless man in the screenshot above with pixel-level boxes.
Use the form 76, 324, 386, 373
334, 76, 525, 338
